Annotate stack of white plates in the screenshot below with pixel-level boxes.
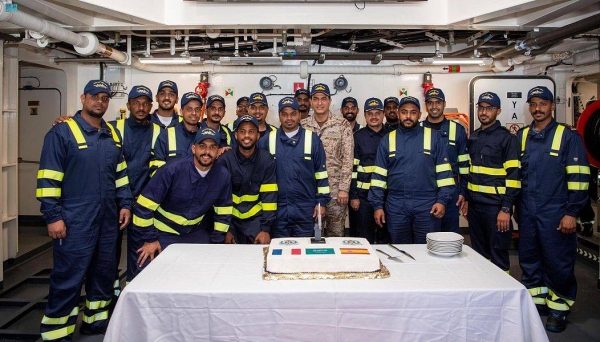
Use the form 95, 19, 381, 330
426, 232, 464, 256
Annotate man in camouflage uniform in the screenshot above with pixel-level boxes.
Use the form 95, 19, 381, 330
301, 83, 354, 237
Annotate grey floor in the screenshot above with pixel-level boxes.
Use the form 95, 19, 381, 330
1, 231, 600, 342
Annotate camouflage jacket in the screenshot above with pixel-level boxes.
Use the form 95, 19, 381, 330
301, 112, 354, 199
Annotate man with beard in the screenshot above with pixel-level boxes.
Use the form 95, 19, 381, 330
384, 96, 400, 130
301, 84, 354, 238
150, 80, 182, 128
37, 80, 133, 339
150, 92, 203, 174
421, 88, 469, 233
200, 94, 235, 156
218, 115, 277, 244
295, 88, 311, 120
133, 127, 233, 269
517, 86, 589, 333
341, 96, 362, 132
259, 97, 330, 238
248, 92, 277, 138
368, 96, 454, 244
349, 98, 390, 243
226, 96, 250, 131
466, 92, 519, 275
110, 86, 161, 286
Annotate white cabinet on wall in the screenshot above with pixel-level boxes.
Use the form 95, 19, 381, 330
0, 43, 19, 286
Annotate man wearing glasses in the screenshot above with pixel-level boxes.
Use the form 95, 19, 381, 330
226, 96, 250, 131
466, 92, 520, 274
150, 92, 203, 174
150, 80, 182, 128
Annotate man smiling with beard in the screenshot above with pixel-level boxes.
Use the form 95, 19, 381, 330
150, 92, 203, 174
368, 96, 455, 244
132, 127, 233, 269
218, 115, 277, 244
341, 96, 362, 133
150, 80, 182, 128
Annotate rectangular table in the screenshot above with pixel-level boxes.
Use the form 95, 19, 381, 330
105, 244, 548, 342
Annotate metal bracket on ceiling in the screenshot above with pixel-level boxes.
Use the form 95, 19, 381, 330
467, 31, 489, 43
425, 32, 447, 44
379, 38, 405, 49
371, 52, 382, 65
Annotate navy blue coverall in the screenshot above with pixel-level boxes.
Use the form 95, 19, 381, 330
350, 125, 391, 243
368, 126, 455, 244
217, 148, 278, 243
466, 121, 520, 272
517, 120, 589, 314
131, 156, 233, 271
111, 118, 161, 282
149, 110, 181, 128
149, 121, 199, 174
421, 118, 469, 233
258, 127, 331, 237
37, 112, 133, 341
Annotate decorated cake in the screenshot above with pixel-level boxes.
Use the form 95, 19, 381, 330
266, 237, 381, 274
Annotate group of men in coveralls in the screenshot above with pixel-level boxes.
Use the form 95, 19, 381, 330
36, 77, 587, 340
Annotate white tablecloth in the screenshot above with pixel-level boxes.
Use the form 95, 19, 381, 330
105, 244, 548, 342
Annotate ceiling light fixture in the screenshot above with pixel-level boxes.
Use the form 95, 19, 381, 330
422, 57, 493, 66
138, 57, 192, 65
219, 56, 282, 65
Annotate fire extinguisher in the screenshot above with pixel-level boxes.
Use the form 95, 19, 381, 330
422, 72, 434, 96
195, 72, 210, 121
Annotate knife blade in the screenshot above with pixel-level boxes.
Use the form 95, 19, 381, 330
388, 244, 416, 260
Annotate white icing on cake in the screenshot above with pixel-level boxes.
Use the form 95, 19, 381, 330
266, 237, 381, 274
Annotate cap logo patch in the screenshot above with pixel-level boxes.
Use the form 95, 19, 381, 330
282, 98, 294, 104
253, 94, 264, 100
162, 81, 174, 87
481, 93, 493, 100
315, 85, 326, 91
428, 90, 439, 96
186, 93, 198, 99
94, 81, 109, 89
368, 100, 380, 106
530, 88, 544, 95
201, 128, 216, 136
240, 115, 254, 121
137, 87, 149, 94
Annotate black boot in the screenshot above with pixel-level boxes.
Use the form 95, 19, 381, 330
546, 311, 568, 333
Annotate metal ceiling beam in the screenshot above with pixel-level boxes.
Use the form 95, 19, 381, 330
518, 0, 600, 27
453, 0, 564, 25
14, 0, 94, 27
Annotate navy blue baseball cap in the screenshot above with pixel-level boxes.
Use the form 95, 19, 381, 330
128, 85, 153, 100
477, 92, 501, 108
157, 80, 178, 94
527, 86, 554, 102
84, 80, 111, 97
249, 92, 268, 106
364, 97, 384, 111
425, 88, 445, 102
180, 92, 203, 108
279, 97, 299, 112
295, 88, 310, 98
399, 96, 421, 109
311, 83, 330, 97
194, 127, 219, 144
234, 115, 260, 130
341, 97, 358, 108
236, 96, 249, 106
206, 94, 225, 108
384, 96, 400, 106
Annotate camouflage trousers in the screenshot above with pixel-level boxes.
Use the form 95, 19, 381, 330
324, 200, 348, 237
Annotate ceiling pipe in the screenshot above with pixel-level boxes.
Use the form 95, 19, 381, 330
0, 5, 493, 76
490, 13, 600, 59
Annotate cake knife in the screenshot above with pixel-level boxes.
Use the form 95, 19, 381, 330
388, 244, 416, 260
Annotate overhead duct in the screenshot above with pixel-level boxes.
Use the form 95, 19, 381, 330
0, 4, 494, 76
490, 13, 600, 59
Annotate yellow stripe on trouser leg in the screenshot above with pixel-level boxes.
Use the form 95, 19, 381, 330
546, 289, 574, 312
41, 325, 76, 341
41, 307, 79, 325
82, 310, 109, 324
